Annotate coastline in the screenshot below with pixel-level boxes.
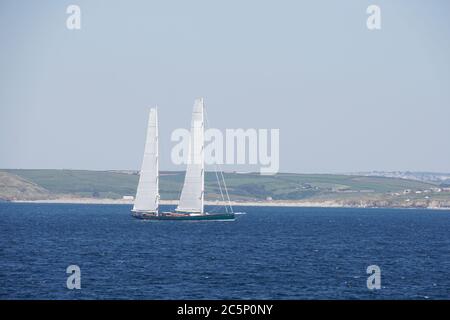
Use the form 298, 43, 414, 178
9, 198, 450, 210
11, 198, 340, 207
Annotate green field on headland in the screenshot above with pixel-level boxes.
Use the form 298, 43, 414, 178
1, 169, 450, 208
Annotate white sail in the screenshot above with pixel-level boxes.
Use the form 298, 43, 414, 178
133, 108, 159, 212
176, 98, 204, 213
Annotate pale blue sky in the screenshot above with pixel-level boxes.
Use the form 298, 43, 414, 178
1, 0, 449, 173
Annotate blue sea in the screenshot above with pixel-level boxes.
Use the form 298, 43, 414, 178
0, 203, 449, 299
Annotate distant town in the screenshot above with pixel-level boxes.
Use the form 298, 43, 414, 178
349, 171, 450, 185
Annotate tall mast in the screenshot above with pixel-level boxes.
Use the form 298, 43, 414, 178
155, 106, 159, 215
176, 98, 205, 214
200, 100, 205, 214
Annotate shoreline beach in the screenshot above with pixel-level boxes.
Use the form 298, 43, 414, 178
9, 198, 450, 210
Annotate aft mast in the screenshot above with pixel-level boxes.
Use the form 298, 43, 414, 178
176, 98, 205, 214
200, 100, 204, 213
155, 107, 160, 215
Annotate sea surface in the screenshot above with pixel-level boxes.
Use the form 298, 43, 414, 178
0, 203, 449, 299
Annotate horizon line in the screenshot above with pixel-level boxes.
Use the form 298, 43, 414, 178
1, 168, 450, 175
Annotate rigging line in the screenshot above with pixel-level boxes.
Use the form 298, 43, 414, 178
204, 105, 234, 214
204, 107, 227, 213
220, 170, 233, 213
215, 169, 228, 213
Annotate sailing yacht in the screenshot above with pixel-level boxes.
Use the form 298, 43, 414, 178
131, 98, 235, 221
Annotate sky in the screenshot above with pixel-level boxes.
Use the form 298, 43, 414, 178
0, 0, 449, 173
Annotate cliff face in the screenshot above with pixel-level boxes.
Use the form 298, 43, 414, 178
0, 171, 52, 201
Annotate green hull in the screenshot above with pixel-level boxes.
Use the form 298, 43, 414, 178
132, 212, 235, 221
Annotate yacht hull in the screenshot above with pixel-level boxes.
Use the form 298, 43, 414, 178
132, 211, 235, 221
